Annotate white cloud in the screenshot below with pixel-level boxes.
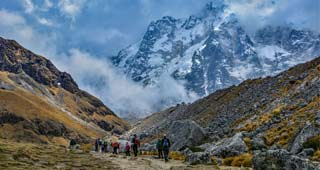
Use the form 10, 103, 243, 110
37, 17, 53, 26
0, 9, 57, 59
22, 0, 35, 13
54, 49, 197, 118
226, 0, 320, 34
58, 0, 86, 21
0, 10, 26, 26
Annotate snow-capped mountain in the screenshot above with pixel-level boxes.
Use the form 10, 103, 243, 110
112, 0, 320, 97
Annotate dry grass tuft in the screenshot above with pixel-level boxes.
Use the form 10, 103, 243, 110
223, 153, 252, 167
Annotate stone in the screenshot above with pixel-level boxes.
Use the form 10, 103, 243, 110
252, 149, 320, 170
298, 148, 315, 157
185, 152, 212, 165
167, 120, 206, 151
290, 124, 320, 154
208, 132, 247, 157
140, 143, 156, 152
0, 81, 14, 90
251, 137, 267, 150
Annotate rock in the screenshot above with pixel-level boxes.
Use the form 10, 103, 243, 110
111, 128, 123, 135
208, 132, 247, 157
0, 111, 25, 124
0, 81, 14, 90
298, 148, 315, 157
185, 152, 212, 165
140, 143, 156, 152
167, 120, 206, 151
32, 119, 68, 136
251, 137, 267, 150
290, 124, 320, 154
97, 120, 114, 131
252, 149, 320, 170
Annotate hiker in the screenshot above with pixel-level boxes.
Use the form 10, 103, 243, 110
162, 135, 171, 162
69, 139, 77, 150
101, 140, 105, 153
103, 140, 108, 153
156, 138, 163, 159
131, 134, 140, 157
95, 138, 100, 152
125, 142, 131, 156
112, 142, 119, 154
98, 138, 102, 152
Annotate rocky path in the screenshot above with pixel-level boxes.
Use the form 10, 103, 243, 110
92, 152, 245, 170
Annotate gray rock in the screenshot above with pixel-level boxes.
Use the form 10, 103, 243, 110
290, 124, 320, 154
167, 120, 206, 151
252, 149, 320, 170
251, 137, 267, 150
140, 143, 156, 152
208, 132, 247, 157
185, 152, 212, 165
0, 81, 14, 90
298, 148, 315, 157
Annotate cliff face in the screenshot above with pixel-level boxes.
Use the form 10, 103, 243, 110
0, 37, 129, 144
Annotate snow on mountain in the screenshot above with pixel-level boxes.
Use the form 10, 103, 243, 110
111, 0, 320, 115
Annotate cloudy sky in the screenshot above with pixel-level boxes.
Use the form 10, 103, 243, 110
0, 0, 319, 117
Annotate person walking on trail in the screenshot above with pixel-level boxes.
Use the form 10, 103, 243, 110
132, 134, 140, 157
125, 142, 131, 156
112, 142, 119, 154
156, 139, 163, 159
162, 135, 171, 162
95, 138, 100, 152
103, 140, 108, 153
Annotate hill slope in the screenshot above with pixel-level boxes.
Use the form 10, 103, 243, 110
130, 56, 320, 168
0, 37, 129, 144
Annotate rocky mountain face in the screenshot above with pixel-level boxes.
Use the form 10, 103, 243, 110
112, 0, 320, 106
0, 37, 129, 144
129, 56, 320, 168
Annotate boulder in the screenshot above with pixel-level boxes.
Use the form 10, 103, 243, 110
298, 148, 315, 158
290, 123, 320, 154
140, 143, 156, 152
208, 132, 247, 157
167, 120, 206, 151
185, 152, 212, 165
251, 137, 267, 150
252, 149, 320, 170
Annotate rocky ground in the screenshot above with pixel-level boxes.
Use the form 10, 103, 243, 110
0, 139, 247, 170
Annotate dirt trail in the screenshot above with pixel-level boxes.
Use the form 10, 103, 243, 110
92, 152, 244, 170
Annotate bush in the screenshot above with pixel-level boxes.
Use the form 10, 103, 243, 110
312, 150, 320, 161
223, 153, 252, 167
169, 151, 185, 161
303, 136, 320, 150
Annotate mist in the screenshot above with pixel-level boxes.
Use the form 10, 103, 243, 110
54, 49, 198, 118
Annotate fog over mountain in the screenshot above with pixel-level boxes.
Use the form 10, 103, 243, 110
0, 0, 319, 117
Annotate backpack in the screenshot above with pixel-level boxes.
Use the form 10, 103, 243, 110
163, 139, 169, 147
134, 138, 140, 145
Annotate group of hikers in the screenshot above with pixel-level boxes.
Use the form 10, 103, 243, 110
93, 134, 171, 162
94, 134, 141, 156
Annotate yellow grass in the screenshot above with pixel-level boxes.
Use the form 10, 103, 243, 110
223, 153, 252, 167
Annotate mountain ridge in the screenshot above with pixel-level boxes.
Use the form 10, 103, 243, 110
0, 36, 129, 144
111, 0, 320, 116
